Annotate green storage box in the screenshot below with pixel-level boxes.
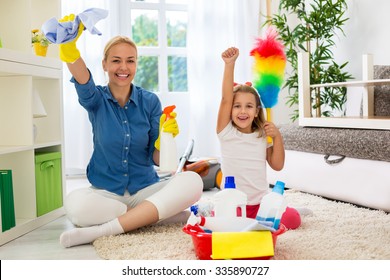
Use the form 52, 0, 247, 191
0, 170, 16, 232
35, 152, 63, 216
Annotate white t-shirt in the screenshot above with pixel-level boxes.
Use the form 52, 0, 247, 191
218, 121, 271, 205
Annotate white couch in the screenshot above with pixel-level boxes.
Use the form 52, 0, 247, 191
267, 125, 390, 212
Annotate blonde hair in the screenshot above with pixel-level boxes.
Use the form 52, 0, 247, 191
103, 35, 138, 61
233, 84, 266, 137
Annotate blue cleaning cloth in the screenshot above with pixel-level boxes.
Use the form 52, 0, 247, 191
41, 8, 108, 44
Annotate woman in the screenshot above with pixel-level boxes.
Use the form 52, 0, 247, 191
59, 15, 203, 248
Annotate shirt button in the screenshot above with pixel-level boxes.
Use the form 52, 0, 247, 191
124, 173, 128, 177
124, 106, 128, 110
123, 120, 127, 124
123, 160, 127, 163
126, 134, 130, 137
125, 147, 129, 150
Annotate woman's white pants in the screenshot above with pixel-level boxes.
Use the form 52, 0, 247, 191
64, 171, 203, 227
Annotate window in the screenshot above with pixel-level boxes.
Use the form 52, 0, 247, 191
120, 0, 188, 95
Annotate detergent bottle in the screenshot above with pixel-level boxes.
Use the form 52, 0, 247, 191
159, 105, 177, 172
256, 181, 287, 230
213, 176, 247, 217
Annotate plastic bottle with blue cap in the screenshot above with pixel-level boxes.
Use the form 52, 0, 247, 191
213, 176, 247, 217
256, 180, 287, 230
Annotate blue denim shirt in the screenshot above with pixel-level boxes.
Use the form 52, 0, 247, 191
71, 73, 161, 195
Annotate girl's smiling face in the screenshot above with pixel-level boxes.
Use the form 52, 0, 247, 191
231, 91, 259, 133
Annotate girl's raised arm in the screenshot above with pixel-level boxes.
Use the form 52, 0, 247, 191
217, 47, 239, 133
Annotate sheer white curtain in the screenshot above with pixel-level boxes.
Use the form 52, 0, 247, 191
187, 0, 261, 158
62, 0, 119, 175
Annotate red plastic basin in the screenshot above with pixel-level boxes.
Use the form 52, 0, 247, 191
182, 223, 287, 260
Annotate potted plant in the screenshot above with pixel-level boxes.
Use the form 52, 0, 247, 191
31, 29, 50, 57
269, 0, 353, 121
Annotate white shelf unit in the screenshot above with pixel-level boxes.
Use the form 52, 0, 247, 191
0, 0, 65, 246
298, 52, 390, 130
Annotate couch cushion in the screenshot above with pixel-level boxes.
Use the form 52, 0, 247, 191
280, 124, 390, 162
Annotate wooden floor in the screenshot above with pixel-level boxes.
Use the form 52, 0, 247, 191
0, 177, 101, 260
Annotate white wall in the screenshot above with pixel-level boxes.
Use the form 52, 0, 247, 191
333, 0, 390, 117
333, 0, 390, 79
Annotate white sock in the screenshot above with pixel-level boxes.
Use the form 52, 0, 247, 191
60, 218, 124, 248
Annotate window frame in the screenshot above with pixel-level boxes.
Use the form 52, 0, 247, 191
118, 0, 188, 96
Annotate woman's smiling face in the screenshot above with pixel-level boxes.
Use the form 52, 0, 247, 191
102, 42, 137, 88
231, 91, 259, 133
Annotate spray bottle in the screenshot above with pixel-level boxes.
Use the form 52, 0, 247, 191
256, 181, 287, 230
190, 201, 214, 217
213, 176, 247, 217
159, 105, 177, 172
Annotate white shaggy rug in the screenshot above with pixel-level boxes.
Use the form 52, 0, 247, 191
93, 189, 390, 260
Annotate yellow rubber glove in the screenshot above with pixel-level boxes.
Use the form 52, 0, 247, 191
59, 14, 84, 63
154, 112, 179, 151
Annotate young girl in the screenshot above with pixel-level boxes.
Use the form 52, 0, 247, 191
58, 15, 203, 248
217, 47, 301, 229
